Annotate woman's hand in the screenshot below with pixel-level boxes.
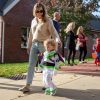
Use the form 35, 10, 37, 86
85, 37, 88, 41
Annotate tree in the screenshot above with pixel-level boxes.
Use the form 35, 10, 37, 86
38, 0, 100, 28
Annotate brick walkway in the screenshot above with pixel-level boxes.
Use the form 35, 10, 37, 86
61, 61, 100, 76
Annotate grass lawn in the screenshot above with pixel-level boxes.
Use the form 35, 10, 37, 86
0, 62, 28, 78
0, 58, 93, 78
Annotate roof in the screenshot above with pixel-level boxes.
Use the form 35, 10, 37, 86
0, 0, 8, 15
89, 19, 100, 31
0, 0, 20, 16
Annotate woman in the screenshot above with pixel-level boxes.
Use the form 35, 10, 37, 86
65, 22, 77, 66
19, 3, 61, 92
76, 26, 87, 63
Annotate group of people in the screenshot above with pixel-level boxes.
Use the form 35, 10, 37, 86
65, 22, 88, 66
19, 2, 88, 95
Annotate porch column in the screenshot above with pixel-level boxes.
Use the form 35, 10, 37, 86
0, 16, 5, 63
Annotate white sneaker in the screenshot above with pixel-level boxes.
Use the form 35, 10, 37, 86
79, 61, 83, 64
82, 61, 87, 63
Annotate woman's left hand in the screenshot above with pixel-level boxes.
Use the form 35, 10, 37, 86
58, 42, 62, 48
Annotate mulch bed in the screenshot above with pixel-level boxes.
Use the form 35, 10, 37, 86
60, 61, 100, 76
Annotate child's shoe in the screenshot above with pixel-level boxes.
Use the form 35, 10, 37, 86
45, 88, 50, 95
50, 88, 56, 96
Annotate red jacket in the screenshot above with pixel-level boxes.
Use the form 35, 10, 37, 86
95, 44, 100, 52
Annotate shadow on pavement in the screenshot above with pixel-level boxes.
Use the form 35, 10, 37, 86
56, 88, 100, 100
0, 83, 100, 100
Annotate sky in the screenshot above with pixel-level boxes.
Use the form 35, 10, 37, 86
92, 10, 100, 17
92, 2, 100, 17
83, 0, 100, 17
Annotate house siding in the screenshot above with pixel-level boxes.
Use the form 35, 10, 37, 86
3, 0, 36, 62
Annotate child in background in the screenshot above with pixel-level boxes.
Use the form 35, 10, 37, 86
40, 39, 64, 96
93, 38, 100, 65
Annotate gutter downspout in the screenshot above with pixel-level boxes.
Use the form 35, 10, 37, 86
0, 17, 2, 59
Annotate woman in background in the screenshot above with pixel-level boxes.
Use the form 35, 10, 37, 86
65, 22, 77, 66
76, 26, 88, 63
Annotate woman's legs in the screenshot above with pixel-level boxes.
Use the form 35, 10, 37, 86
19, 43, 39, 92
79, 47, 83, 61
67, 49, 72, 64
27, 42, 45, 84
26, 45, 38, 84
72, 48, 76, 64
82, 46, 87, 61
19, 42, 45, 92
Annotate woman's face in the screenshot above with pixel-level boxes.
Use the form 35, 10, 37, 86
80, 27, 83, 33
35, 7, 43, 19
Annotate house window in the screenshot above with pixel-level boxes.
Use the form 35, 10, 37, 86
21, 27, 30, 48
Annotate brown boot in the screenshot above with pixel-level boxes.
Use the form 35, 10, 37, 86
19, 84, 30, 92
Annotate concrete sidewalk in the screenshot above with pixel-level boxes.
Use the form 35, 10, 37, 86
0, 72, 100, 100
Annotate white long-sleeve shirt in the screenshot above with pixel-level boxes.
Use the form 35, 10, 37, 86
28, 17, 60, 49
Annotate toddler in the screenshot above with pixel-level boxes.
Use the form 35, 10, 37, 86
40, 39, 64, 95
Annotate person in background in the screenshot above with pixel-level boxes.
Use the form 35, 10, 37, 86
19, 3, 61, 93
53, 12, 63, 54
53, 12, 61, 36
76, 26, 88, 63
93, 38, 100, 65
65, 22, 77, 66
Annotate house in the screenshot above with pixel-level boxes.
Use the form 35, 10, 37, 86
87, 19, 100, 57
89, 19, 100, 34
0, 0, 36, 63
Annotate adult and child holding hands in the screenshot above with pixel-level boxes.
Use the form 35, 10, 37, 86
19, 2, 88, 95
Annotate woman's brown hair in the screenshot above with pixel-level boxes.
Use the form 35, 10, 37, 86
33, 3, 47, 22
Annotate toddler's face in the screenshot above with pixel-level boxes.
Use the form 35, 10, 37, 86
46, 44, 55, 51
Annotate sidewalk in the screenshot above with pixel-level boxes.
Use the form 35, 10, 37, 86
0, 62, 100, 100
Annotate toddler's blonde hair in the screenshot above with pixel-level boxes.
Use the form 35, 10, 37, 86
44, 39, 57, 50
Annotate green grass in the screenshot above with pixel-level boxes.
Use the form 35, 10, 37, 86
0, 58, 94, 78
86, 57, 94, 61
60, 57, 94, 66
0, 62, 28, 77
